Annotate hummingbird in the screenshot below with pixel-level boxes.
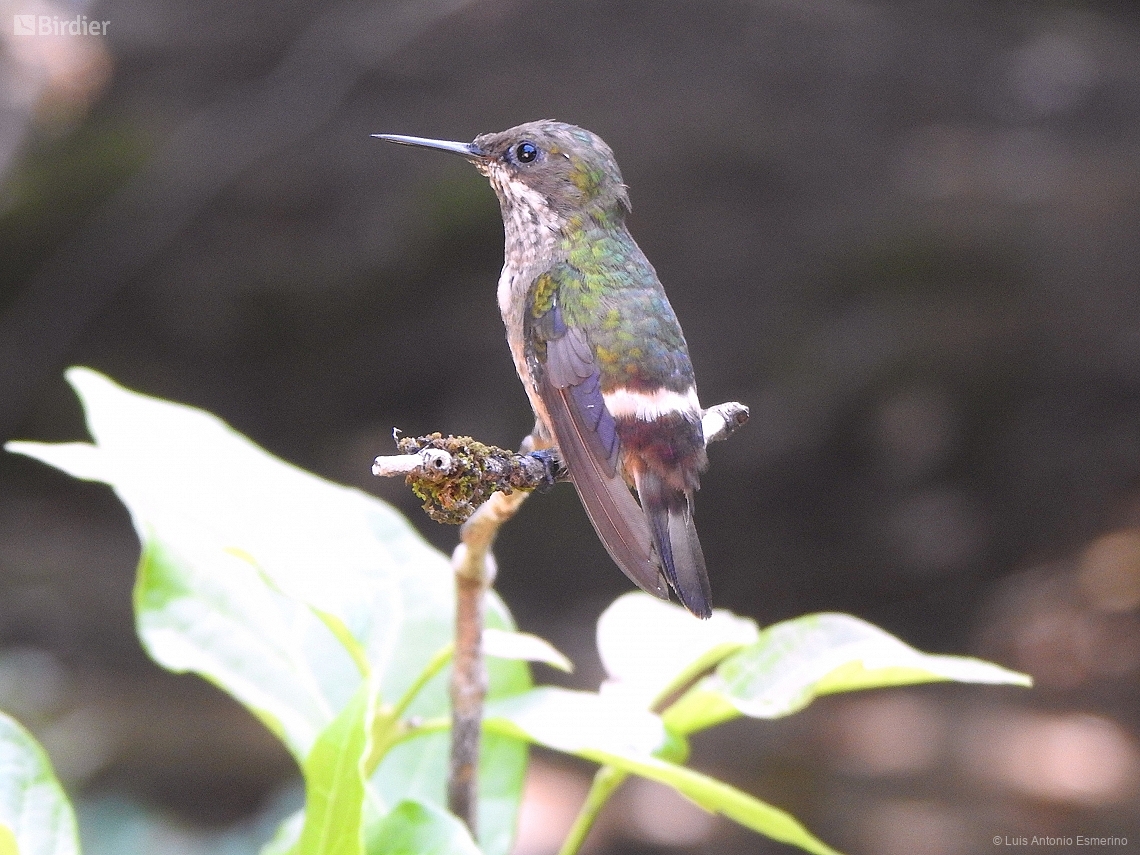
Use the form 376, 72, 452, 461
376, 121, 712, 618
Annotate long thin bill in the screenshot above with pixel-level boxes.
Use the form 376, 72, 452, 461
372, 133, 484, 158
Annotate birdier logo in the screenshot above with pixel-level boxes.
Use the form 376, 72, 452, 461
13, 14, 109, 35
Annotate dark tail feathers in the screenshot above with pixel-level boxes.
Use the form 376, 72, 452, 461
636, 471, 712, 619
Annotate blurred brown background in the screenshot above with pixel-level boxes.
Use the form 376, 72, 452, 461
2, 0, 1140, 853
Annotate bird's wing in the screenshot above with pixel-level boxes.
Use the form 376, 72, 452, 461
526, 274, 667, 599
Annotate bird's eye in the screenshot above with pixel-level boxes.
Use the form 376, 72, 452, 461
515, 141, 538, 163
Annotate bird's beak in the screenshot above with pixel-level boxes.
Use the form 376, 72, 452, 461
372, 133, 486, 160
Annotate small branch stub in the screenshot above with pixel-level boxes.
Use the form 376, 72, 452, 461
702, 401, 750, 444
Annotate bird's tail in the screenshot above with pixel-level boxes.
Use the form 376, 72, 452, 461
635, 470, 711, 619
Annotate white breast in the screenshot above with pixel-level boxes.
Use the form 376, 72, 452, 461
486, 166, 562, 432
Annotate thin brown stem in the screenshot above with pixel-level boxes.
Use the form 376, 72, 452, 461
448, 569, 486, 830
446, 488, 531, 836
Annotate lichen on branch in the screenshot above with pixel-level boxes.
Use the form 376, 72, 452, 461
388, 433, 562, 525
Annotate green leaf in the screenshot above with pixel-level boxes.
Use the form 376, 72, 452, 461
596, 593, 759, 709
133, 535, 359, 759
665, 612, 1033, 734
0, 711, 80, 855
0, 825, 17, 855
480, 691, 838, 855
574, 753, 841, 855
6, 368, 528, 855
484, 686, 669, 758
370, 652, 528, 855
483, 629, 572, 673
294, 681, 375, 855
366, 800, 480, 855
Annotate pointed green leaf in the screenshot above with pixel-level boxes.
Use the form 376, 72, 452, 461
665, 612, 1032, 734
6, 368, 528, 855
484, 686, 669, 758
0, 712, 79, 855
483, 629, 572, 672
479, 691, 839, 855
294, 681, 374, 855
571, 753, 841, 855
596, 593, 759, 708
366, 800, 480, 855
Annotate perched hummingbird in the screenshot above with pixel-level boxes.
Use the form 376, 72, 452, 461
376, 121, 712, 618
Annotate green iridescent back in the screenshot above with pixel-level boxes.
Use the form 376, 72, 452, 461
529, 215, 695, 394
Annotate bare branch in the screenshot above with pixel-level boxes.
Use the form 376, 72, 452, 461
446, 488, 530, 833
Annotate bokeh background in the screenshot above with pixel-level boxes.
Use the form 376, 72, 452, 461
2, 0, 1140, 852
